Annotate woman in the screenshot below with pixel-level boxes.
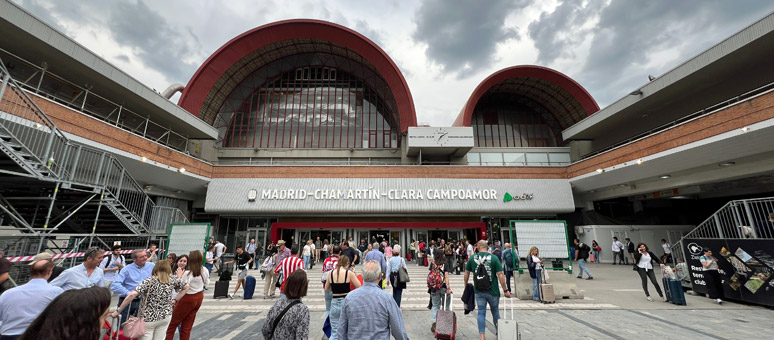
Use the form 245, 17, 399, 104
262, 270, 310, 339
429, 253, 452, 334
700, 248, 723, 304
386, 247, 408, 307
385, 244, 393, 260
167, 253, 177, 269
266, 242, 276, 256
324, 255, 361, 340
591, 240, 601, 263
633, 243, 665, 302
527, 246, 544, 301
321, 239, 329, 260
364, 243, 373, 259
173, 255, 188, 277
111, 260, 189, 340
205, 245, 216, 274
20, 286, 111, 340
166, 251, 210, 340
427, 242, 436, 265
303, 240, 313, 269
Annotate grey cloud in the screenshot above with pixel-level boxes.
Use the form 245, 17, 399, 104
353, 20, 385, 49
412, 0, 526, 78
577, 0, 774, 106
528, 0, 606, 65
115, 54, 130, 63
107, 1, 200, 83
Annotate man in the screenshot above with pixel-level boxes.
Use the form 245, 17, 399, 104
358, 239, 367, 254
409, 239, 416, 262
224, 246, 253, 299
51, 247, 105, 290
148, 243, 159, 263
214, 240, 227, 272
661, 239, 673, 264
265, 240, 290, 298
626, 238, 636, 265
0, 254, 63, 339
502, 243, 518, 292
465, 240, 511, 340
315, 236, 324, 262
341, 242, 358, 268
611, 237, 625, 265
0, 250, 11, 296
444, 240, 456, 274
573, 239, 594, 280
274, 246, 304, 295
338, 260, 409, 340
246, 238, 257, 270
417, 240, 425, 266
365, 242, 387, 279
100, 245, 125, 291
466, 239, 475, 258
111, 249, 155, 320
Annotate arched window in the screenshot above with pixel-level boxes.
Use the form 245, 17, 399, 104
214, 59, 399, 149
471, 94, 562, 147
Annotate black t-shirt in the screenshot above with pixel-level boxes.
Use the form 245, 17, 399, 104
235, 252, 251, 269
577, 243, 591, 259
341, 247, 357, 265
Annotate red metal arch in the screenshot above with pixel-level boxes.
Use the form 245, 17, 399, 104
453, 65, 599, 127
179, 19, 417, 132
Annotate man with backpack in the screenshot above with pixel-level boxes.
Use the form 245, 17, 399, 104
573, 239, 594, 279
464, 240, 511, 340
502, 243, 518, 293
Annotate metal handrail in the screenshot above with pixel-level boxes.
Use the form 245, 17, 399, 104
682, 196, 774, 240
150, 206, 189, 233
575, 81, 774, 162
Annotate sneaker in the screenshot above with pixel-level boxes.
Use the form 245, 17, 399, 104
576, 276, 582, 279
661, 296, 667, 302
430, 322, 436, 333
716, 299, 723, 304
228, 293, 234, 299
586, 277, 594, 280
263, 296, 269, 300
647, 296, 653, 302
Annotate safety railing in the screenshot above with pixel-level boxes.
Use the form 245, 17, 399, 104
0, 48, 189, 151
150, 206, 190, 233
683, 196, 774, 240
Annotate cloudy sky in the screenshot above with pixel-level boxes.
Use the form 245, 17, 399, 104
14, 0, 774, 126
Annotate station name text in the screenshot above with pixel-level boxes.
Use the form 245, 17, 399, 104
259, 188, 508, 201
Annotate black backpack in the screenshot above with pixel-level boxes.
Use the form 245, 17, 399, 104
473, 255, 492, 291
578, 243, 590, 260
219, 269, 232, 281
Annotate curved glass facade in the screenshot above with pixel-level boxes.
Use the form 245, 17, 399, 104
471, 94, 562, 147
215, 55, 399, 149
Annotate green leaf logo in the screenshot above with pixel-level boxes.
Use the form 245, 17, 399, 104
503, 192, 513, 202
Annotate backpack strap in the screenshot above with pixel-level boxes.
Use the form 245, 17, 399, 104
269, 300, 301, 340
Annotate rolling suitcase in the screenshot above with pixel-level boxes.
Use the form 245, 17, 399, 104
663, 277, 686, 305
435, 293, 457, 339
243, 275, 256, 299
498, 296, 521, 340
214, 280, 230, 299
540, 270, 555, 304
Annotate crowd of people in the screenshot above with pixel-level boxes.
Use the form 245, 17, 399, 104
0, 231, 736, 340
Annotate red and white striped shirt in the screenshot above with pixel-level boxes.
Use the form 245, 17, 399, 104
275, 255, 305, 292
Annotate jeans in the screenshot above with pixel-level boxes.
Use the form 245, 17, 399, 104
325, 290, 333, 312
577, 259, 592, 278
303, 255, 311, 269
139, 316, 171, 340
329, 297, 345, 340
592, 250, 600, 263
475, 292, 501, 334
532, 269, 542, 300
204, 263, 213, 274
430, 290, 450, 322
637, 267, 663, 297
504, 269, 513, 292
392, 287, 404, 307
117, 296, 140, 321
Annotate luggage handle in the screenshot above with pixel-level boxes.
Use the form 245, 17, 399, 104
107, 314, 121, 340
501, 294, 514, 320
442, 293, 454, 312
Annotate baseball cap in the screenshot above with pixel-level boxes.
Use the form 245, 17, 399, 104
29, 252, 53, 266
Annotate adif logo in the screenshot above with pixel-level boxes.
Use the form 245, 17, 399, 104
687, 243, 703, 255
503, 192, 534, 202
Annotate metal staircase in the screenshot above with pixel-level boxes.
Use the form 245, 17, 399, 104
0, 59, 188, 236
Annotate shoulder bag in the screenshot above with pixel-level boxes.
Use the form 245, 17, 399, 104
268, 300, 302, 340
122, 294, 148, 338
398, 258, 410, 283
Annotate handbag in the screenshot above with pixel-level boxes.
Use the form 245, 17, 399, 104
122, 295, 148, 338
323, 315, 332, 338
398, 258, 410, 283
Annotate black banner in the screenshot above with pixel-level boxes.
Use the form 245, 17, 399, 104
683, 238, 774, 307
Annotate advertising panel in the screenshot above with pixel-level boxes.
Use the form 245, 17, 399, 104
683, 238, 774, 307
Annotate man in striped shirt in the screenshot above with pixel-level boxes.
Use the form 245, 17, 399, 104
274, 246, 305, 294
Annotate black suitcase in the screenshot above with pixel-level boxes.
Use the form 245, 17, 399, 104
214, 280, 230, 298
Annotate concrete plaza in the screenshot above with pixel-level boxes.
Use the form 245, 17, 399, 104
171, 261, 772, 339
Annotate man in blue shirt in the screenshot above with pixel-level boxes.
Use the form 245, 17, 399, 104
0, 254, 63, 339
364, 242, 387, 277
338, 260, 409, 340
111, 249, 154, 320
50, 247, 105, 291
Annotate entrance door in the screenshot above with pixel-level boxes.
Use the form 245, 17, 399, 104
390, 231, 401, 247
247, 228, 268, 257
281, 229, 295, 248
416, 231, 428, 246
331, 230, 344, 246
297, 230, 311, 248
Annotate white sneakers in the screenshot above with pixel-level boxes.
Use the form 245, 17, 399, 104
715, 298, 723, 304
228, 293, 234, 299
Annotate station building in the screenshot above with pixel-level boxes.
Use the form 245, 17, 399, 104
1, 1, 773, 257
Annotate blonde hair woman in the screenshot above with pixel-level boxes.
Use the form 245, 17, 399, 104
526, 247, 544, 301
111, 260, 189, 340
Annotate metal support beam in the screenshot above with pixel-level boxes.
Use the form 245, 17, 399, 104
48, 193, 97, 233
89, 191, 105, 248
742, 201, 760, 238
0, 199, 36, 233
81, 88, 89, 111
68, 145, 82, 183
0, 73, 9, 100
37, 182, 60, 253
115, 105, 122, 125
713, 214, 725, 239
94, 153, 105, 185
35, 66, 47, 94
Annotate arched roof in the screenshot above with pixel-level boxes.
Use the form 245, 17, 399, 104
179, 19, 416, 132
453, 66, 599, 129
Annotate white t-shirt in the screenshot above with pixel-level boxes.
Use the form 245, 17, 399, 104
531, 255, 542, 270
206, 251, 214, 264
303, 245, 312, 256
323, 244, 329, 251
182, 268, 210, 294
637, 253, 653, 270
100, 254, 125, 281
467, 244, 474, 256
612, 241, 623, 251
214, 243, 225, 257
662, 243, 672, 254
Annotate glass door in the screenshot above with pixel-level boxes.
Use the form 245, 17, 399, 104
416, 231, 428, 244
297, 230, 311, 247
331, 230, 344, 246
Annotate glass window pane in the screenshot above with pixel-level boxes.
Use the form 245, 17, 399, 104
548, 153, 571, 165
525, 153, 548, 165
467, 153, 480, 165
503, 153, 526, 166
480, 153, 503, 166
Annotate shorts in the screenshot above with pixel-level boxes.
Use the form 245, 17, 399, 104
238, 269, 248, 280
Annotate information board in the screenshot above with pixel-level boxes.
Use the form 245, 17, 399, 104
511, 220, 569, 259
167, 223, 211, 257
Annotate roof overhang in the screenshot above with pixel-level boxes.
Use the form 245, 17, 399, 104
563, 13, 774, 147
0, 1, 218, 140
